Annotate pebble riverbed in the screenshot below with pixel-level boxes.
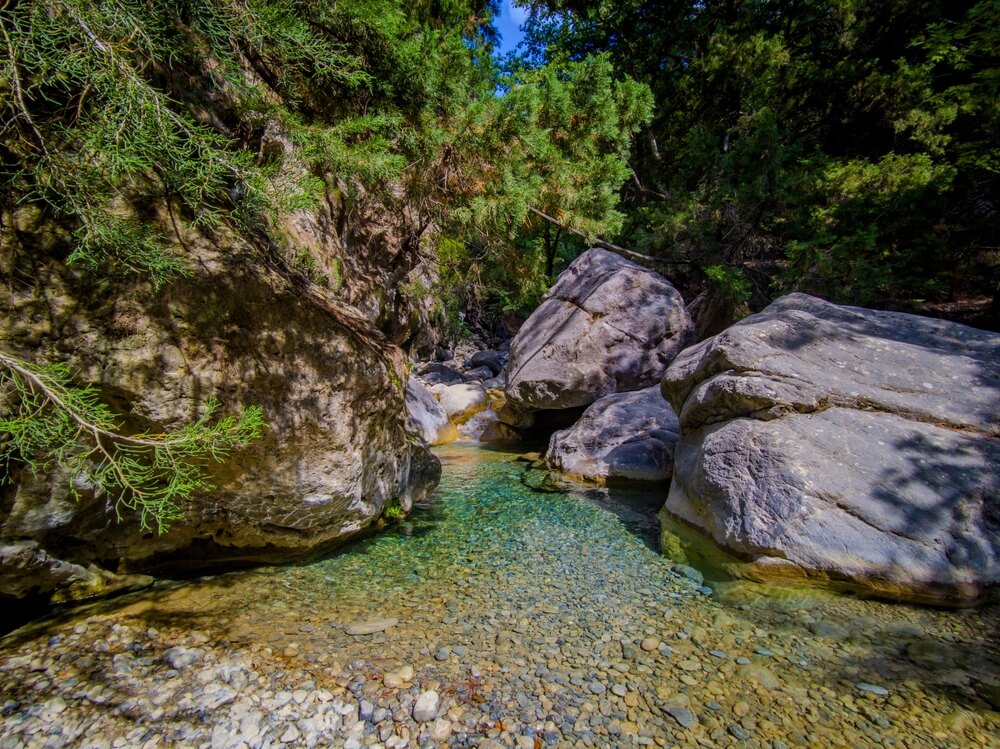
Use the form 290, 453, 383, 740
1, 445, 998, 749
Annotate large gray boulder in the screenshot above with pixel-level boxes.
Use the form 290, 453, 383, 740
546, 386, 680, 483
405, 378, 456, 446
662, 293, 1000, 604
505, 248, 694, 411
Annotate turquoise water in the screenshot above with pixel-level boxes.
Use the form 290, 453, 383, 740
2, 445, 999, 748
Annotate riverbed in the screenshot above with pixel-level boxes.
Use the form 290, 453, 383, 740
1, 445, 997, 748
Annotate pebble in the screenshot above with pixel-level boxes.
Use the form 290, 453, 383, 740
639, 638, 660, 652
662, 706, 696, 729
412, 690, 439, 722
430, 718, 453, 742
345, 619, 398, 636
162, 647, 199, 670
729, 723, 751, 740
857, 682, 889, 696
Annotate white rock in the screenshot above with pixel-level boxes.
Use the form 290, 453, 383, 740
412, 690, 439, 722
432, 384, 488, 424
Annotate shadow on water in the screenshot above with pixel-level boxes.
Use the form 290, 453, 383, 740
576, 482, 665, 552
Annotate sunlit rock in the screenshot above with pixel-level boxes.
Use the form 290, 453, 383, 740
662, 293, 1000, 604
505, 248, 694, 411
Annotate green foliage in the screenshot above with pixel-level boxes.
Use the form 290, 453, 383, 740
523, 0, 1000, 315
1, 0, 650, 338
382, 503, 404, 521
782, 154, 955, 303
0, 352, 266, 534
705, 265, 751, 309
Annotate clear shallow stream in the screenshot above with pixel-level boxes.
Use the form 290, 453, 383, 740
1, 445, 998, 748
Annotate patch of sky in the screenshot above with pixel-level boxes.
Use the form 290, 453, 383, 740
495, 0, 527, 57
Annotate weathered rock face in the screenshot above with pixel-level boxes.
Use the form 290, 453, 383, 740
505, 248, 694, 411
662, 293, 1000, 604
0, 207, 440, 603
405, 378, 457, 447
546, 387, 680, 483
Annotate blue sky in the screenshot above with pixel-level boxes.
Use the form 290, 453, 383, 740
495, 0, 527, 56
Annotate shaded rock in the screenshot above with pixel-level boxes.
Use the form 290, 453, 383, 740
506, 248, 694, 411
671, 564, 704, 586
546, 386, 679, 483
405, 378, 457, 446
465, 365, 496, 381
468, 350, 505, 376
0, 542, 153, 603
495, 402, 534, 430
0, 207, 441, 603
478, 420, 524, 445
482, 375, 505, 390
662, 293, 1000, 604
416, 363, 468, 386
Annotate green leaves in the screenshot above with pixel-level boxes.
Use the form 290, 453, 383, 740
0, 352, 265, 534
526, 0, 1000, 315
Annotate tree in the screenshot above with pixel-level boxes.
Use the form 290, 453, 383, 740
521, 0, 1000, 324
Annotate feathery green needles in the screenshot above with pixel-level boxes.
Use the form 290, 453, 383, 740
0, 352, 265, 534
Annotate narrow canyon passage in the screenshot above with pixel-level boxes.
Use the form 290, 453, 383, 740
2, 446, 998, 748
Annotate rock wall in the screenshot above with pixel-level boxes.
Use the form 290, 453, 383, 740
0, 202, 440, 604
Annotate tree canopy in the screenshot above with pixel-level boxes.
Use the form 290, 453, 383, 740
520, 0, 1000, 326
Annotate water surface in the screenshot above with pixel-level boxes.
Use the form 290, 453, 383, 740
1, 445, 998, 748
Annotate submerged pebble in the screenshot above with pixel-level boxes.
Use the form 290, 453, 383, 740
0, 446, 997, 749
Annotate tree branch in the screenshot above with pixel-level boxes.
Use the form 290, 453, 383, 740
527, 206, 695, 267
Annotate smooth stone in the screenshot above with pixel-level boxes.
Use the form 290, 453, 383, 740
662, 706, 696, 729
640, 638, 660, 652
505, 248, 694, 410
412, 690, 440, 722
345, 618, 398, 636
857, 682, 889, 696
729, 724, 751, 740
662, 293, 1000, 604
546, 387, 680, 483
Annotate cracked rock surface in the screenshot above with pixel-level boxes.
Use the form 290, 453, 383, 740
661, 293, 1000, 604
505, 249, 694, 411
